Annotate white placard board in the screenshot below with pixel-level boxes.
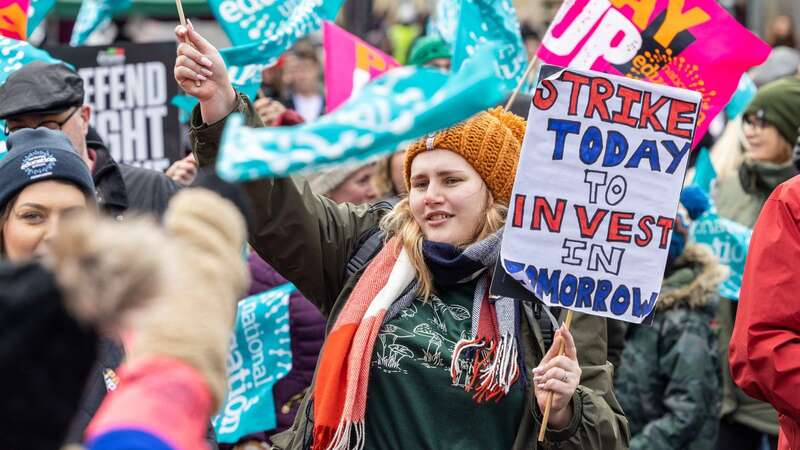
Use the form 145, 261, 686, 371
500, 64, 702, 324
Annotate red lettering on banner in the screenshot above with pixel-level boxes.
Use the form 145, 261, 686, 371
533, 79, 558, 111
531, 197, 567, 233
512, 194, 527, 228
575, 205, 609, 238
561, 71, 591, 116
656, 216, 675, 248
607, 211, 635, 243
638, 92, 668, 132
612, 85, 643, 127
585, 77, 614, 121
667, 99, 697, 139
635, 215, 655, 247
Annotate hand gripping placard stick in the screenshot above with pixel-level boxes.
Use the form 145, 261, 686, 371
538, 309, 574, 442
175, 0, 201, 87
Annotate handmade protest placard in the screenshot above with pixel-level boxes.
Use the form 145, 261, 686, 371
537, 0, 770, 149
500, 64, 701, 323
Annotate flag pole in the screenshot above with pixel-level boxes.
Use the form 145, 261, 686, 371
175, 0, 187, 27
538, 309, 574, 442
504, 55, 538, 111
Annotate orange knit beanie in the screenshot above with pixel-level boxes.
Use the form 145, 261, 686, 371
404, 107, 526, 204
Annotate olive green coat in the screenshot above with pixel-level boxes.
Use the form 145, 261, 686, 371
190, 94, 630, 450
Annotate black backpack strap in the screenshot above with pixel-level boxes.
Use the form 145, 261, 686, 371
534, 302, 561, 351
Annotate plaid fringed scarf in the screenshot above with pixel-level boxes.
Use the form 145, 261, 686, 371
312, 232, 520, 450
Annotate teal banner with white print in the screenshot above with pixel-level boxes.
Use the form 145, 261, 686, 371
690, 208, 752, 300
215, 42, 517, 181
213, 284, 295, 443
452, 0, 527, 86
218, 0, 343, 68
426, 0, 459, 50
69, 0, 132, 46
27, 0, 56, 36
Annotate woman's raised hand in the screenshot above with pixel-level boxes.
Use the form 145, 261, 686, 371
174, 21, 237, 124
532, 325, 581, 430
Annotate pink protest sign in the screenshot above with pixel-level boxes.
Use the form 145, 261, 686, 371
538, 0, 771, 147
324, 21, 399, 113
0, 0, 29, 40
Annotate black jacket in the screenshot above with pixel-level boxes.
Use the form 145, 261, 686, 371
91, 143, 180, 220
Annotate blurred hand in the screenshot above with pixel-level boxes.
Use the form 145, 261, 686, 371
166, 153, 198, 187
254, 97, 287, 126
532, 325, 581, 429
174, 21, 237, 124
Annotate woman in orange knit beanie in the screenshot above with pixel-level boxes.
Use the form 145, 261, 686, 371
179, 26, 629, 449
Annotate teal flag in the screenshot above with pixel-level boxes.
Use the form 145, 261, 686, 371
725, 74, 757, 119
216, 42, 517, 181
0, 37, 66, 153
426, 0, 459, 49
209, 0, 289, 47
213, 284, 294, 443
691, 208, 752, 300
452, 0, 527, 86
27, 0, 56, 36
692, 147, 717, 194
69, 0, 132, 46
681, 183, 751, 301
219, 0, 344, 68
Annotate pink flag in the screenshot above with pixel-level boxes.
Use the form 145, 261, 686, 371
324, 21, 400, 113
0, 0, 29, 40
537, 0, 771, 147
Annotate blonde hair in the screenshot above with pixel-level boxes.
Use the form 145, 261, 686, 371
371, 155, 396, 198
379, 188, 507, 300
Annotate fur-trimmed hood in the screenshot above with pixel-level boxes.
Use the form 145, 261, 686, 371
657, 244, 726, 311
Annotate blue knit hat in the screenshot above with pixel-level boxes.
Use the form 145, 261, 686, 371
0, 128, 95, 211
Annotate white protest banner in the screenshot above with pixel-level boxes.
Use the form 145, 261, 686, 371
500, 64, 701, 324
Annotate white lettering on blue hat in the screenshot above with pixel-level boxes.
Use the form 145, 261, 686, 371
20, 150, 57, 180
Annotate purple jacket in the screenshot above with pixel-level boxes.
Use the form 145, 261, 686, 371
220, 252, 326, 448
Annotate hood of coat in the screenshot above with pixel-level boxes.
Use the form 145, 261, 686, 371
657, 244, 726, 311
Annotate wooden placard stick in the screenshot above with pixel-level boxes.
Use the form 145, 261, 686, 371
538, 308, 575, 442
175, 0, 187, 27
503, 55, 539, 112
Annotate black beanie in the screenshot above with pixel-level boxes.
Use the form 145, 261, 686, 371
0, 128, 95, 211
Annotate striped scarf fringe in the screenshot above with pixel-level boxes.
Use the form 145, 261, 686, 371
312, 233, 520, 450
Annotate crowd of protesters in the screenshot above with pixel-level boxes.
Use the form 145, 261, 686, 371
2, 4, 800, 450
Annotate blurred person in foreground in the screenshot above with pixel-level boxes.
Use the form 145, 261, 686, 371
713, 76, 800, 450
729, 159, 800, 450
